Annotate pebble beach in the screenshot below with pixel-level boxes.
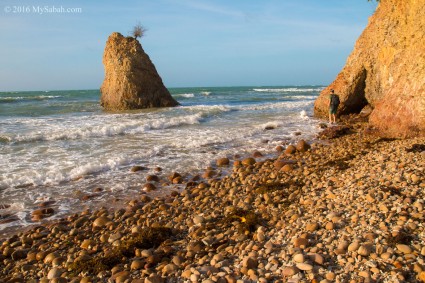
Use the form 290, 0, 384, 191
1, 116, 425, 283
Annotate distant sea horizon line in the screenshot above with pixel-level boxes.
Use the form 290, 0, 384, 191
0, 84, 327, 93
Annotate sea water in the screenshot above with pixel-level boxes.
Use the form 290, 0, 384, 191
0, 86, 323, 234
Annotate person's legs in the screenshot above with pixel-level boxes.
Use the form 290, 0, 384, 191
329, 112, 332, 123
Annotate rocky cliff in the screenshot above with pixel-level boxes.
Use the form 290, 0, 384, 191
100, 32, 179, 110
314, 0, 425, 138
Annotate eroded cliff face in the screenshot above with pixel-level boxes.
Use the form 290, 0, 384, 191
314, 0, 425, 138
100, 32, 179, 110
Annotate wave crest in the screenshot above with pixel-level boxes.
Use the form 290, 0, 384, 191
253, 87, 324, 93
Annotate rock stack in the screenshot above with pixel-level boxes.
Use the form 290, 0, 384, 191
100, 32, 179, 110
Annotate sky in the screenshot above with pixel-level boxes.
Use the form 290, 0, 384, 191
0, 0, 378, 91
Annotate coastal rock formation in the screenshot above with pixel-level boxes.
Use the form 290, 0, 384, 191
100, 32, 179, 110
314, 0, 425, 138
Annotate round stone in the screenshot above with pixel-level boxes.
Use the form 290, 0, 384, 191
47, 267, 63, 279
131, 260, 144, 270
193, 215, 205, 225
282, 266, 299, 276
358, 245, 370, 256
396, 244, 412, 254
347, 242, 360, 252
306, 222, 319, 232
242, 256, 258, 269
293, 237, 308, 248
242, 158, 256, 166
293, 253, 305, 263
285, 145, 297, 155
93, 216, 110, 227
217, 158, 230, 166
296, 262, 313, 271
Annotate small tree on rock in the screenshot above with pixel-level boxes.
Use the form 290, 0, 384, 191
132, 23, 147, 40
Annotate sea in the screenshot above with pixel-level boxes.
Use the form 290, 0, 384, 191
0, 86, 323, 235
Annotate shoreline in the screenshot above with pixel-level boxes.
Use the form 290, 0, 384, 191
1, 116, 424, 282
0, 86, 321, 237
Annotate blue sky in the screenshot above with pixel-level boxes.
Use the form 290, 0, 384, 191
0, 0, 377, 91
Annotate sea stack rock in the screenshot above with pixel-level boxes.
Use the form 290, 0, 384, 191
100, 32, 179, 110
314, 0, 425, 138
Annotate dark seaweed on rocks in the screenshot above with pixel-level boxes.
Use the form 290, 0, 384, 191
120, 226, 173, 255
318, 125, 351, 139
379, 185, 402, 196
372, 137, 398, 144
406, 144, 425, 153
255, 180, 303, 194
386, 227, 414, 247
68, 227, 174, 275
322, 154, 355, 171
223, 209, 262, 234
68, 250, 122, 276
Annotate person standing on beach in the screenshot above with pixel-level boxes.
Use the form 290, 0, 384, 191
329, 89, 340, 124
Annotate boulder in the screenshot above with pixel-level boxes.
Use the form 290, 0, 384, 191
216, 157, 230, 167
284, 145, 296, 155
142, 183, 157, 192
296, 140, 310, 152
131, 165, 147, 172
314, 0, 425, 138
100, 32, 179, 110
242, 158, 256, 166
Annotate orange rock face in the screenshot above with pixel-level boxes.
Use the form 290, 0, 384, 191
100, 32, 179, 110
314, 0, 425, 138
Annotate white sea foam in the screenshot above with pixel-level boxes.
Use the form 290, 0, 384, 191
9, 202, 25, 210
237, 100, 314, 111
200, 91, 211, 96
260, 121, 282, 130
253, 87, 324, 93
176, 93, 195, 98
300, 110, 309, 120
288, 95, 317, 100
4, 109, 226, 143
0, 87, 323, 231
0, 95, 61, 101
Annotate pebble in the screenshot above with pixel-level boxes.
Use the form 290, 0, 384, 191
282, 266, 299, 276
396, 244, 412, 254
145, 274, 163, 283
92, 216, 110, 227
296, 262, 313, 271
348, 242, 360, 252
242, 256, 258, 269
358, 245, 371, 256
162, 263, 178, 274
285, 145, 297, 155
47, 268, 63, 279
293, 237, 308, 248
306, 222, 319, 231
1, 120, 424, 282
309, 253, 324, 265
217, 158, 230, 166
131, 259, 144, 270
193, 215, 205, 225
